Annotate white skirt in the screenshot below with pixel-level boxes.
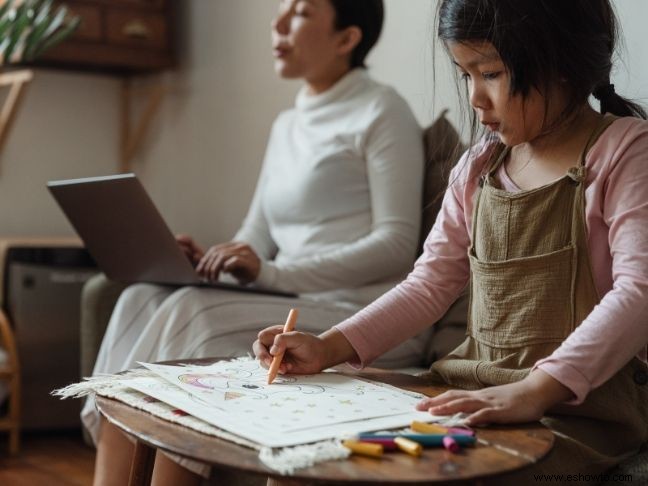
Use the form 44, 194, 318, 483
81, 283, 434, 445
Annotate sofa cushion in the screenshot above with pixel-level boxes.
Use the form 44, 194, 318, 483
419, 110, 465, 253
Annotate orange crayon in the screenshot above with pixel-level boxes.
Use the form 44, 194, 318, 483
266, 308, 299, 384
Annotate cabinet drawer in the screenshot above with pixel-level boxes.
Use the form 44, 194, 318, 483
106, 0, 164, 8
66, 4, 102, 41
106, 10, 168, 49
72, 0, 164, 8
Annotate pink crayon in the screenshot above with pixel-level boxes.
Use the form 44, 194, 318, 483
355, 437, 398, 451
442, 435, 461, 454
446, 427, 475, 437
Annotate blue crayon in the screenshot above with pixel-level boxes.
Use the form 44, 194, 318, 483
357, 433, 475, 447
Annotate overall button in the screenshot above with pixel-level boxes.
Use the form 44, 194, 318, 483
633, 370, 648, 385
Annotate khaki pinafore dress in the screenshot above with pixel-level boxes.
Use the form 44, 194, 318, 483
430, 116, 648, 479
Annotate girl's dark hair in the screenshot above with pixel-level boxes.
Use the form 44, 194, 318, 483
438, 0, 646, 147
329, 0, 384, 68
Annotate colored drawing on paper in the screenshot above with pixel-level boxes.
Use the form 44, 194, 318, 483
140, 359, 429, 435
176, 371, 327, 400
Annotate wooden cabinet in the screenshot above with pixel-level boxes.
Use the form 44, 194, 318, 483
38, 0, 175, 74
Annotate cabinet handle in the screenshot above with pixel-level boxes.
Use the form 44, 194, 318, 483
122, 20, 152, 40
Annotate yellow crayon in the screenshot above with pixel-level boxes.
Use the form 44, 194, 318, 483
342, 440, 384, 458
410, 420, 448, 434
394, 436, 423, 457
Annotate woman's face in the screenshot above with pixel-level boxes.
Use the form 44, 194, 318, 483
272, 0, 352, 85
448, 41, 566, 147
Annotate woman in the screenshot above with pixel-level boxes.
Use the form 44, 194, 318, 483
89, 1, 428, 485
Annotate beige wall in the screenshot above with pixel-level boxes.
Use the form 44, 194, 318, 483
1, 0, 646, 245
0, 71, 119, 236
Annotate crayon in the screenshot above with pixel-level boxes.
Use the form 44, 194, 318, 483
352, 437, 398, 451
447, 427, 475, 437
410, 421, 475, 437
410, 420, 448, 434
394, 436, 423, 457
357, 433, 475, 447
443, 435, 461, 454
342, 440, 384, 458
267, 308, 298, 384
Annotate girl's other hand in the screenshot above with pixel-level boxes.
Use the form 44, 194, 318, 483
416, 370, 574, 426
253, 326, 329, 376
176, 234, 205, 266
195, 242, 261, 284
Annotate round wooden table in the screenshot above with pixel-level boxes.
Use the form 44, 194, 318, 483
96, 366, 554, 485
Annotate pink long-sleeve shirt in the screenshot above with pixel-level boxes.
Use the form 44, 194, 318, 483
336, 116, 648, 404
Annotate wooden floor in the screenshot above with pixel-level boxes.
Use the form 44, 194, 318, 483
0, 431, 95, 486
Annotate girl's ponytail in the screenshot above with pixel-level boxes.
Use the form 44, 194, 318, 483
593, 82, 648, 119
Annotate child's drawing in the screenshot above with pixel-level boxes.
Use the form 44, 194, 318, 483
125, 372, 438, 449
177, 372, 327, 400
138, 359, 433, 435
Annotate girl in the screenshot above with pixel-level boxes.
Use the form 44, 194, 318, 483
255, 0, 648, 481
89, 1, 432, 485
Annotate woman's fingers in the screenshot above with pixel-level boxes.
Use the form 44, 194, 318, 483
175, 234, 193, 246
176, 235, 204, 264
196, 243, 258, 281
196, 242, 231, 273
197, 249, 225, 279
223, 254, 260, 283
195, 250, 211, 274
208, 252, 227, 281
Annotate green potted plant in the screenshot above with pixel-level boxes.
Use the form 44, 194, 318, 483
0, 0, 79, 65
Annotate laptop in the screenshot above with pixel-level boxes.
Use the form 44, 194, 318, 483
47, 174, 295, 298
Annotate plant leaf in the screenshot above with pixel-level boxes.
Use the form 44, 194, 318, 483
30, 15, 79, 60
3, 4, 31, 62
0, 0, 15, 22
0, 0, 79, 65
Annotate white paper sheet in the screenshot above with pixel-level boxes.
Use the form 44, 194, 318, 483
128, 360, 438, 448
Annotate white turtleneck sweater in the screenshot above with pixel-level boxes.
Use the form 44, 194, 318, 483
234, 69, 424, 307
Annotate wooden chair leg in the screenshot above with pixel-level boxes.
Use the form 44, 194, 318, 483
128, 440, 156, 486
267, 478, 305, 486
8, 371, 20, 455
0, 309, 20, 455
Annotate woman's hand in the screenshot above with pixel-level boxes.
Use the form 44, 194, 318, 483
416, 370, 574, 426
176, 234, 205, 266
253, 327, 359, 376
195, 242, 261, 284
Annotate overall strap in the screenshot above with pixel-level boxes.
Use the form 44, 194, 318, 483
568, 115, 618, 185
578, 115, 618, 167
471, 143, 508, 250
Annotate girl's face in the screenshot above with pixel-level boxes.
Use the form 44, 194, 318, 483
272, 0, 353, 88
448, 41, 565, 147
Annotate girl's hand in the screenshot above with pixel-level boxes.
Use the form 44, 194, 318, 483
416, 370, 574, 426
253, 327, 359, 376
176, 234, 205, 266
253, 327, 329, 375
195, 242, 261, 284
